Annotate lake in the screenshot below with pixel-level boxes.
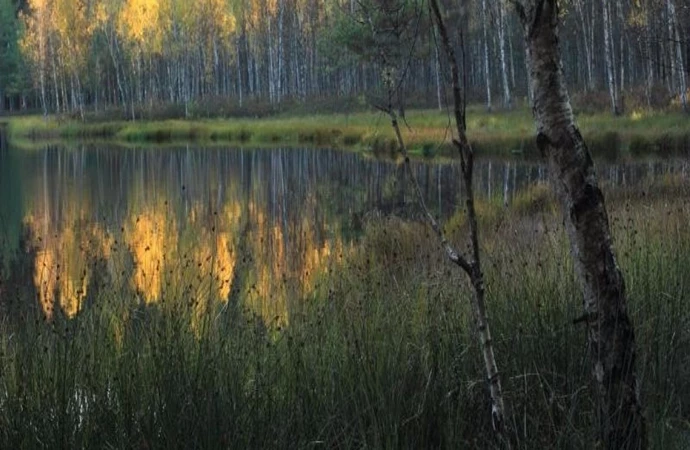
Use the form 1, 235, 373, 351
1, 138, 688, 324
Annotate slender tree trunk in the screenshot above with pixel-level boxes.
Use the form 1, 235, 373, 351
603, 1, 620, 115
667, 0, 688, 112
575, 0, 593, 91
513, 1, 646, 448
498, 0, 512, 108
644, 7, 654, 107
434, 36, 442, 110
524, 45, 533, 103
39, 45, 47, 116
666, 0, 676, 92
481, 0, 492, 111
617, 0, 625, 94
429, 0, 509, 442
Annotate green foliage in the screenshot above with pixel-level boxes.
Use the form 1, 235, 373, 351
325, 0, 428, 65
0, 0, 25, 102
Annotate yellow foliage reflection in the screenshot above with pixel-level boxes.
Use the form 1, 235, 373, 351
22, 169, 345, 332
26, 215, 90, 319
125, 209, 177, 303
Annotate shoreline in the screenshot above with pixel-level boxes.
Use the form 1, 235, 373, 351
2, 108, 689, 158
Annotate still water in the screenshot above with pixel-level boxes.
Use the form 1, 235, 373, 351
1, 139, 688, 324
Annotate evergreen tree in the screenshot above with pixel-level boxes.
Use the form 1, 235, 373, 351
0, 0, 24, 111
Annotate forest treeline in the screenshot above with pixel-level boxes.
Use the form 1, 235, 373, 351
0, 0, 688, 118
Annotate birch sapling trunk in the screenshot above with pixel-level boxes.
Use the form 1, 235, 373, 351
512, 1, 646, 448
428, 0, 509, 441
376, 0, 510, 443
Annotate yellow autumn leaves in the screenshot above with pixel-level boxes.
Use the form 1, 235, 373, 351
21, 0, 237, 71
117, 0, 235, 54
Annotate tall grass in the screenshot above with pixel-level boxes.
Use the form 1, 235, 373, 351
6, 108, 690, 158
0, 184, 689, 448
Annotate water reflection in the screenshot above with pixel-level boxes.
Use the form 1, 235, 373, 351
1, 143, 689, 325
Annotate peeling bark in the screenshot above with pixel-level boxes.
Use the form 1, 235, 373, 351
512, 0, 646, 448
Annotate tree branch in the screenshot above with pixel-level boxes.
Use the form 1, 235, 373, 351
385, 106, 473, 275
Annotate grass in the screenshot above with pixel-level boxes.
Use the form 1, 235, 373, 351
5, 106, 690, 158
0, 179, 688, 448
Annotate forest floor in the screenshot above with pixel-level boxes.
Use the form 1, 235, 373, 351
4, 106, 690, 158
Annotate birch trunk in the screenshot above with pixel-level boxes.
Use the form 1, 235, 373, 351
575, 0, 593, 90
617, 0, 625, 93
667, 0, 688, 112
514, 1, 646, 448
498, 0, 512, 108
603, 1, 620, 115
481, 0, 492, 111
39, 37, 47, 116
429, 0, 509, 441
644, 7, 654, 107
666, 0, 676, 92
434, 35, 442, 110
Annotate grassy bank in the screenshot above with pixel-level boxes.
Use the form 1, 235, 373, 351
0, 180, 688, 448
5, 107, 690, 158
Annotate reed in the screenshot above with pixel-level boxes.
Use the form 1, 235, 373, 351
0, 181, 688, 448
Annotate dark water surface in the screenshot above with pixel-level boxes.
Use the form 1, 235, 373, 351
1, 139, 688, 323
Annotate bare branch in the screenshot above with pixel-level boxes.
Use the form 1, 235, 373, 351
384, 105, 473, 275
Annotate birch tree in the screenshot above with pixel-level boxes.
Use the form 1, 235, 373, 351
481, 0, 492, 111
603, 0, 621, 115
497, 0, 511, 108
20, 0, 51, 115
666, 0, 688, 112
510, 0, 646, 447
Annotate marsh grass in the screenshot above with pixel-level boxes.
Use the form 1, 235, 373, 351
6, 108, 690, 158
0, 183, 689, 449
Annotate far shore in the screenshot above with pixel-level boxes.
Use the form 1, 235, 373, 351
2, 107, 689, 159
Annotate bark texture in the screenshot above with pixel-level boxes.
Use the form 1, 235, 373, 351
513, 1, 646, 448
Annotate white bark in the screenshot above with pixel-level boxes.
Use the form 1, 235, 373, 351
575, 0, 593, 90
435, 34, 442, 110
667, 0, 688, 111
514, 1, 646, 447
617, 0, 625, 93
482, 0, 492, 111
603, 1, 620, 114
644, 7, 654, 106
498, 0, 512, 108
667, 0, 677, 91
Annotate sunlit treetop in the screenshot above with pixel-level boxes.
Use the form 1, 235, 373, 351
118, 0, 165, 53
